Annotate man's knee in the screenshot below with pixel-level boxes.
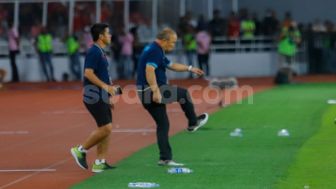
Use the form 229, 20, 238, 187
100, 123, 113, 135
178, 87, 191, 102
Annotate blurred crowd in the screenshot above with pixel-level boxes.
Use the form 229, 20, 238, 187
0, 3, 335, 84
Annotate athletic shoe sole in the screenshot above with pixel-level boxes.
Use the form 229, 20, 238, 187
70, 148, 87, 170
189, 113, 209, 133
92, 169, 104, 173
158, 160, 184, 167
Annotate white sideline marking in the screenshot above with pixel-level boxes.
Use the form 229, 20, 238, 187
0, 160, 67, 189
0, 169, 56, 172
41, 110, 87, 115
0, 122, 156, 188
112, 129, 155, 133
327, 99, 336, 104
0, 131, 29, 135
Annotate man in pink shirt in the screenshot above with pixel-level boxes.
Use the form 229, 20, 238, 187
119, 30, 134, 79
196, 29, 211, 76
7, 22, 20, 82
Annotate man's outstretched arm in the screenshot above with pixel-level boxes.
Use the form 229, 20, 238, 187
168, 63, 204, 76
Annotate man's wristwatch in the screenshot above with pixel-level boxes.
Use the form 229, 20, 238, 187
188, 65, 193, 71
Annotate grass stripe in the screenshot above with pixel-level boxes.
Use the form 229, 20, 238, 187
276, 105, 336, 188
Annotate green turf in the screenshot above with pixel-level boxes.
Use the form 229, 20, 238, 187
71, 84, 336, 189
275, 102, 336, 189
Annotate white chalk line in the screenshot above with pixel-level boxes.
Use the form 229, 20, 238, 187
0, 131, 29, 135
0, 169, 56, 172
0, 124, 157, 188
0, 159, 67, 189
41, 110, 87, 115
112, 129, 156, 133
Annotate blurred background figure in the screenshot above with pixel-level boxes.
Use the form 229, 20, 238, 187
282, 11, 293, 29
111, 26, 122, 79
0, 69, 6, 89
119, 29, 134, 79
227, 11, 240, 39
182, 24, 197, 78
66, 34, 81, 81
7, 22, 20, 82
196, 28, 211, 77
209, 9, 226, 37
262, 9, 280, 36
241, 12, 256, 40
196, 14, 208, 32
36, 27, 55, 82
1, 0, 335, 82
130, 26, 142, 78
277, 21, 301, 72
83, 26, 93, 53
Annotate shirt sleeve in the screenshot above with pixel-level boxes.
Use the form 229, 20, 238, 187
84, 49, 99, 70
163, 56, 172, 68
145, 50, 161, 69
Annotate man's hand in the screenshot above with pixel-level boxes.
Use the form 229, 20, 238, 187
104, 85, 117, 96
152, 90, 162, 103
191, 67, 204, 76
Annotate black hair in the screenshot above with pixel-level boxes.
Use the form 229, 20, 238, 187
90, 23, 109, 41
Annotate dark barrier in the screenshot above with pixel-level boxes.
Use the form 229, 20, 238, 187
306, 31, 336, 74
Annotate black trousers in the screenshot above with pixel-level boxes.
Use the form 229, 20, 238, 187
9, 50, 19, 82
138, 85, 198, 160
38, 52, 55, 81
197, 53, 209, 76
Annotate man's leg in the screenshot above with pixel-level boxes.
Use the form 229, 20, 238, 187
96, 134, 110, 160
91, 131, 115, 173
145, 103, 172, 161
161, 85, 198, 126
9, 51, 19, 82
74, 53, 82, 80
0, 69, 6, 89
118, 55, 126, 79
71, 123, 112, 170
186, 51, 194, 78
82, 123, 112, 150
39, 53, 50, 81
69, 54, 76, 79
160, 85, 208, 132
204, 54, 210, 76
197, 54, 203, 71
46, 53, 55, 81
71, 100, 114, 171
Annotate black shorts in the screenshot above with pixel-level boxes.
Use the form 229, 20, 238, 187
83, 99, 112, 127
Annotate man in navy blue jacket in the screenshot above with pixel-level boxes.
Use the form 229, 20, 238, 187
137, 28, 209, 166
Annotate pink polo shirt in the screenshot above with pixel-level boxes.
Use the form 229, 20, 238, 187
196, 31, 211, 54
119, 33, 134, 56
8, 27, 19, 51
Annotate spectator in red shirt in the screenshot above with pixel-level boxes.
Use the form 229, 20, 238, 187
227, 11, 240, 39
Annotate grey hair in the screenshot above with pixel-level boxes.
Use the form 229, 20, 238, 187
156, 27, 177, 41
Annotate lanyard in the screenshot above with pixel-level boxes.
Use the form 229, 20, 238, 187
94, 43, 106, 56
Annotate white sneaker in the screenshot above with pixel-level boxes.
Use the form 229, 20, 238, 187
158, 160, 184, 167
187, 113, 209, 132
